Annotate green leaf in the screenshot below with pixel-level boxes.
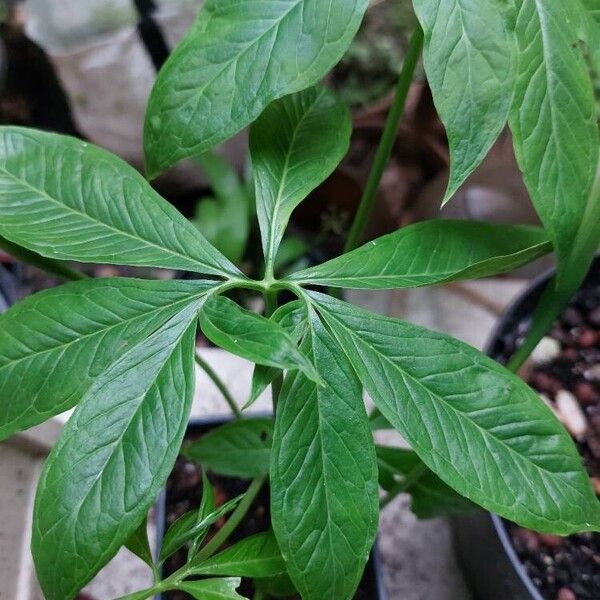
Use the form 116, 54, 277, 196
254, 574, 298, 598
270, 309, 379, 600
189, 470, 217, 559
199, 295, 319, 383
412, 0, 516, 202
250, 85, 351, 265
247, 301, 308, 408
144, 0, 368, 177
124, 517, 154, 567
183, 418, 273, 478
288, 221, 551, 289
194, 152, 251, 264
159, 495, 242, 563
0, 127, 240, 277
189, 531, 286, 578
177, 578, 245, 600
32, 306, 199, 600
509, 0, 600, 290
311, 292, 600, 535
377, 446, 474, 519
0, 277, 214, 441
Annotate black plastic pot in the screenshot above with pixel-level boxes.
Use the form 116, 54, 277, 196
155, 415, 388, 600
452, 257, 600, 600
0, 263, 20, 311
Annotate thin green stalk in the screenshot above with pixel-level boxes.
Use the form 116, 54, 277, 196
253, 590, 266, 600
343, 25, 424, 254
194, 352, 242, 418
380, 462, 428, 509
193, 474, 266, 562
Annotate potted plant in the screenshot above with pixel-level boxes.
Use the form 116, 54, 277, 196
0, 2, 599, 600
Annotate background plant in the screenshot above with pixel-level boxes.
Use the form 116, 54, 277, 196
0, 1, 598, 599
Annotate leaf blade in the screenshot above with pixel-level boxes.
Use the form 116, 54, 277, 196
199, 295, 319, 382
312, 293, 600, 534
144, 0, 368, 176
0, 127, 240, 277
250, 85, 351, 263
0, 277, 214, 441
270, 310, 379, 600
189, 531, 286, 578
288, 221, 551, 288
177, 578, 245, 600
183, 419, 273, 478
509, 0, 599, 290
413, 0, 516, 201
32, 307, 199, 600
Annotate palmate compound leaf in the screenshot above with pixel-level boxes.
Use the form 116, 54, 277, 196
0, 278, 216, 441
144, 0, 367, 177
0, 127, 241, 278
250, 85, 351, 266
310, 292, 600, 535
509, 0, 600, 292
32, 305, 199, 600
287, 221, 551, 289
270, 308, 379, 600
412, 0, 517, 202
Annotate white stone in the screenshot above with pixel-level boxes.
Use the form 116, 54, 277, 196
555, 390, 588, 439
530, 337, 561, 365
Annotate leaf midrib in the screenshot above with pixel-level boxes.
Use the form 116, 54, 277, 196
0, 165, 219, 272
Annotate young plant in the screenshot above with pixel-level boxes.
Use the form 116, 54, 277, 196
0, 2, 598, 600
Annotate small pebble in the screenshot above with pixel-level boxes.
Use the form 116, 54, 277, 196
592, 477, 600, 495
531, 337, 562, 365
556, 587, 577, 600
512, 527, 540, 552
578, 329, 599, 349
531, 372, 563, 395
563, 307, 584, 327
574, 381, 598, 404
586, 434, 600, 460
584, 365, 600, 382
555, 390, 588, 439
588, 306, 600, 327
538, 534, 564, 548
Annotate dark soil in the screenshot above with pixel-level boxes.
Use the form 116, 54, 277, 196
494, 280, 600, 600
161, 423, 381, 600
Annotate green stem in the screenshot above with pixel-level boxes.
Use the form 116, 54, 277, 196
194, 352, 242, 418
343, 24, 424, 254
380, 462, 428, 509
193, 474, 266, 562
253, 590, 266, 600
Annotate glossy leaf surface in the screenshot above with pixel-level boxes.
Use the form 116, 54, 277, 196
377, 446, 474, 519
312, 293, 600, 534
509, 0, 599, 289
288, 221, 551, 289
144, 0, 367, 176
0, 127, 239, 277
0, 278, 214, 441
200, 295, 318, 382
183, 418, 273, 478
178, 578, 245, 600
250, 86, 351, 264
413, 0, 516, 201
32, 308, 198, 600
247, 301, 308, 408
190, 531, 286, 577
271, 311, 378, 600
